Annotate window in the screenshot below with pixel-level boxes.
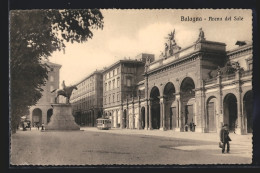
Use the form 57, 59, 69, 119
105, 83, 107, 91
113, 70, 115, 76
112, 80, 115, 89
249, 63, 252, 71
113, 95, 115, 102
117, 78, 120, 88
117, 94, 120, 101
247, 58, 253, 71
117, 67, 119, 74
109, 97, 110, 103
108, 81, 111, 90
126, 78, 131, 87
49, 75, 54, 82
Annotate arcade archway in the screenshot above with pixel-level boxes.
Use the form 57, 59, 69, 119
223, 93, 237, 132
163, 82, 176, 130
243, 90, 253, 133
180, 77, 195, 128
150, 86, 160, 129
32, 108, 42, 126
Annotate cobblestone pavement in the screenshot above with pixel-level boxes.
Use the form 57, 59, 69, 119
10, 127, 252, 165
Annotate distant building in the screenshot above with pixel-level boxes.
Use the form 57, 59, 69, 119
102, 54, 155, 128
28, 61, 61, 126
70, 70, 103, 126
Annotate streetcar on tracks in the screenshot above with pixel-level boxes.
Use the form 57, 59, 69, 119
96, 118, 111, 130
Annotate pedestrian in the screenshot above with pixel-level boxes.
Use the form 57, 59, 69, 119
189, 122, 193, 131
192, 123, 196, 132
184, 123, 188, 132
37, 123, 40, 130
41, 123, 44, 131
28, 121, 31, 131
220, 124, 232, 154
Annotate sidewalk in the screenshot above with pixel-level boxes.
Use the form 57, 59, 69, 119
81, 127, 252, 146
81, 127, 252, 159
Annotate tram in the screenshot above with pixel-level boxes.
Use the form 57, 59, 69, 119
96, 118, 111, 130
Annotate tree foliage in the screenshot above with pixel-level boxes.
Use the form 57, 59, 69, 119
10, 9, 104, 133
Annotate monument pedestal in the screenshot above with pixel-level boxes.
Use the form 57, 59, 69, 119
45, 104, 80, 130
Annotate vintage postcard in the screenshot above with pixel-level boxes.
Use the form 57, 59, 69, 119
10, 9, 253, 166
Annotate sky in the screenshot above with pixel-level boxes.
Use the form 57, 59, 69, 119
48, 9, 252, 87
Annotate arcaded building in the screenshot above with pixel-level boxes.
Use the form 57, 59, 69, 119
118, 29, 252, 135
70, 70, 103, 126
102, 54, 155, 128
28, 61, 61, 126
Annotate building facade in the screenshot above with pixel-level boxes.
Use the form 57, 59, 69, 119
70, 70, 103, 126
116, 29, 253, 135
102, 54, 155, 128
28, 61, 61, 126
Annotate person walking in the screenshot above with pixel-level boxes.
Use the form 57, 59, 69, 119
220, 124, 232, 154
41, 123, 45, 131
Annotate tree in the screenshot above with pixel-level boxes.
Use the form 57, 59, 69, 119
10, 9, 104, 133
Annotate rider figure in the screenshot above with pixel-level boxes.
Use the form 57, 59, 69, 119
62, 80, 66, 90
62, 80, 69, 103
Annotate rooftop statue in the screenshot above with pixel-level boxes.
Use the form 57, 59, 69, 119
167, 29, 176, 46
196, 27, 206, 42
51, 80, 78, 104
163, 29, 181, 58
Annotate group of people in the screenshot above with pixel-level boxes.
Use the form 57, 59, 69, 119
21, 121, 45, 131
184, 122, 196, 132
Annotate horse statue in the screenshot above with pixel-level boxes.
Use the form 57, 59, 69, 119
51, 85, 78, 104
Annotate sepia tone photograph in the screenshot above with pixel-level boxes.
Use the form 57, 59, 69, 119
9, 9, 253, 166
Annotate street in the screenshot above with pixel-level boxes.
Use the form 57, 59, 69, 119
10, 127, 252, 165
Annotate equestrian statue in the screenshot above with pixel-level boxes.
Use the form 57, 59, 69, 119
51, 80, 78, 104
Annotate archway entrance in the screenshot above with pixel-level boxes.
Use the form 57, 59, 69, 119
180, 77, 195, 130
32, 108, 42, 126
206, 97, 217, 132
243, 91, 253, 133
150, 86, 160, 129
141, 107, 145, 129
163, 82, 176, 130
223, 93, 237, 132
123, 109, 127, 128
97, 111, 102, 118
47, 109, 53, 124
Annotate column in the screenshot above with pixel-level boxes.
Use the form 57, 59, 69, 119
115, 110, 118, 128
160, 96, 166, 131
175, 94, 181, 132
217, 71, 223, 133
132, 99, 135, 129
42, 108, 47, 125
145, 101, 148, 130
138, 97, 141, 130
120, 104, 124, 129
148, 100, 152, 130
235, 68, 243, 135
